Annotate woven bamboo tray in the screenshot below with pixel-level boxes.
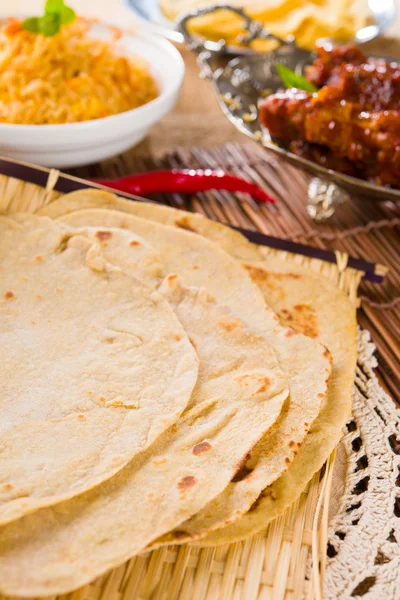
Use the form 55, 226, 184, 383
0, 156, 383, 600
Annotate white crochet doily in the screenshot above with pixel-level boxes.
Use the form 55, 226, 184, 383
325, 330, 400, 600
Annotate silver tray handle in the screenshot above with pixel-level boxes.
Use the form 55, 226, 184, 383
177, 5, 295, 77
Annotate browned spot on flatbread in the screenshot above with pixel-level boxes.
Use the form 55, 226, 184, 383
285, 329, 296, 337
249, 487, 277, 512
35, 255, 44, 263
166, 274, 178, 286
245, 265, 302, 301
318, 393, 325, 399
175, 216, 198, 233
288, 440, 296, 448
95, 230, 112, 241
192, 441, 212, 455
172, 530, 189, 539
232, 465, 254, 483
193, 265, 199, 270
253, 377, 270, 395
218, 319, 239, 332
99, 396, 105, 403
77, 414, 85, 421
173, 334, 182, 341
3, 484, 12, 491
129, 240, 141, 247
36, 295, 42, 301
178, 475, 197, 491
153, 458, 167, 466
278, 304, 318, 339
4, 291, 14, 300
235, 374, 270, 396
285, 457, 290, 464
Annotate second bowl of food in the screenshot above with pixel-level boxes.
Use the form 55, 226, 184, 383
0, 16, 184, 167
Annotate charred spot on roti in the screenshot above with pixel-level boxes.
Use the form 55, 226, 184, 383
166, 274, 178, 286
232, 451, 251, 482
218, 318, 239, 332
4, 290, 14, 300
173, 530, 190, 539
245, 265, 302, 302
249, 486, 277, 512
278, 304, 318, 339
174, 216, 198, 233
192, 441, 212, 455
36, 295, 42, 301
95, 230, 112, 241
35, 255, 44, 263
193, 265, 199, 270
285, 328, 297, 337
3, 484, 13, 491
288, 440, 296, 448
285, 457, 290, 464
252, 377, 270, 395
99, 396, 105, 403
173, 334, 182, 341
129, 240, 141, 247
235, 374, 270, 396
178, 475, 197, 491
232, 465, 254, 483
153, 458, 167, 466
77, 414, 85, 421
318, 393, 325, 399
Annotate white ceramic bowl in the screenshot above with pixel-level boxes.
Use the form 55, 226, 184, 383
0, 25, 184, 168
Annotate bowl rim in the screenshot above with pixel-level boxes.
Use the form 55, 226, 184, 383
0, 21, 185, 131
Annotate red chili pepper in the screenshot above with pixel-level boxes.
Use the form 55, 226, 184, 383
92, 169, 276, 204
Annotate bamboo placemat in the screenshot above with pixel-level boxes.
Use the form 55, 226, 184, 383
71, 142, 400, 404
0, 152, 395, 600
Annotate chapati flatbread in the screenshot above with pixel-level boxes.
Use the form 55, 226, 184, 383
40, 194, 333, 546
0, 274, 288, 596
0, 215, 198, 524
197, 259, 357, 544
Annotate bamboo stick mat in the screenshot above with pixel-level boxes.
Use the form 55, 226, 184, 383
71, 142, 400, 404
0, 152, 394, 600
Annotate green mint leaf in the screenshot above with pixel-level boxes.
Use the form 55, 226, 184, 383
38, 13, 61, 36
60, 5, 76, 24
22, 16, 40, 32
275, 63, 317, 93
44, 0, 65, 14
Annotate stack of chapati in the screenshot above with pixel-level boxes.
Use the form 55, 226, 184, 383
0, 193, 357, 596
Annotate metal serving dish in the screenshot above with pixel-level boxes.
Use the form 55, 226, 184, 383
176, 5, 400, 219
124, 0, 396, 50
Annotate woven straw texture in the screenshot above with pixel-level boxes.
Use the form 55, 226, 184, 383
0, 146, 398, 600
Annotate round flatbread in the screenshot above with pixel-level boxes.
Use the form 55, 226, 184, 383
0, 215, 198, 525
0, 274, 288, 596
40, 194, 333, 547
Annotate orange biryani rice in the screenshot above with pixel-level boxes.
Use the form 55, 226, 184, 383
0, 17, 158, 124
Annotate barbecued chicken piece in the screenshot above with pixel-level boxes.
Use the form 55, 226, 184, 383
288, 140, 359, 176
260, 91, 400, 173
313, 61, 400, 111
259, 89, 310, 140
305, 43, 367, 87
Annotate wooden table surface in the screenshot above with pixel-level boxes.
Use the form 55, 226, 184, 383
9, 0, 400, 157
